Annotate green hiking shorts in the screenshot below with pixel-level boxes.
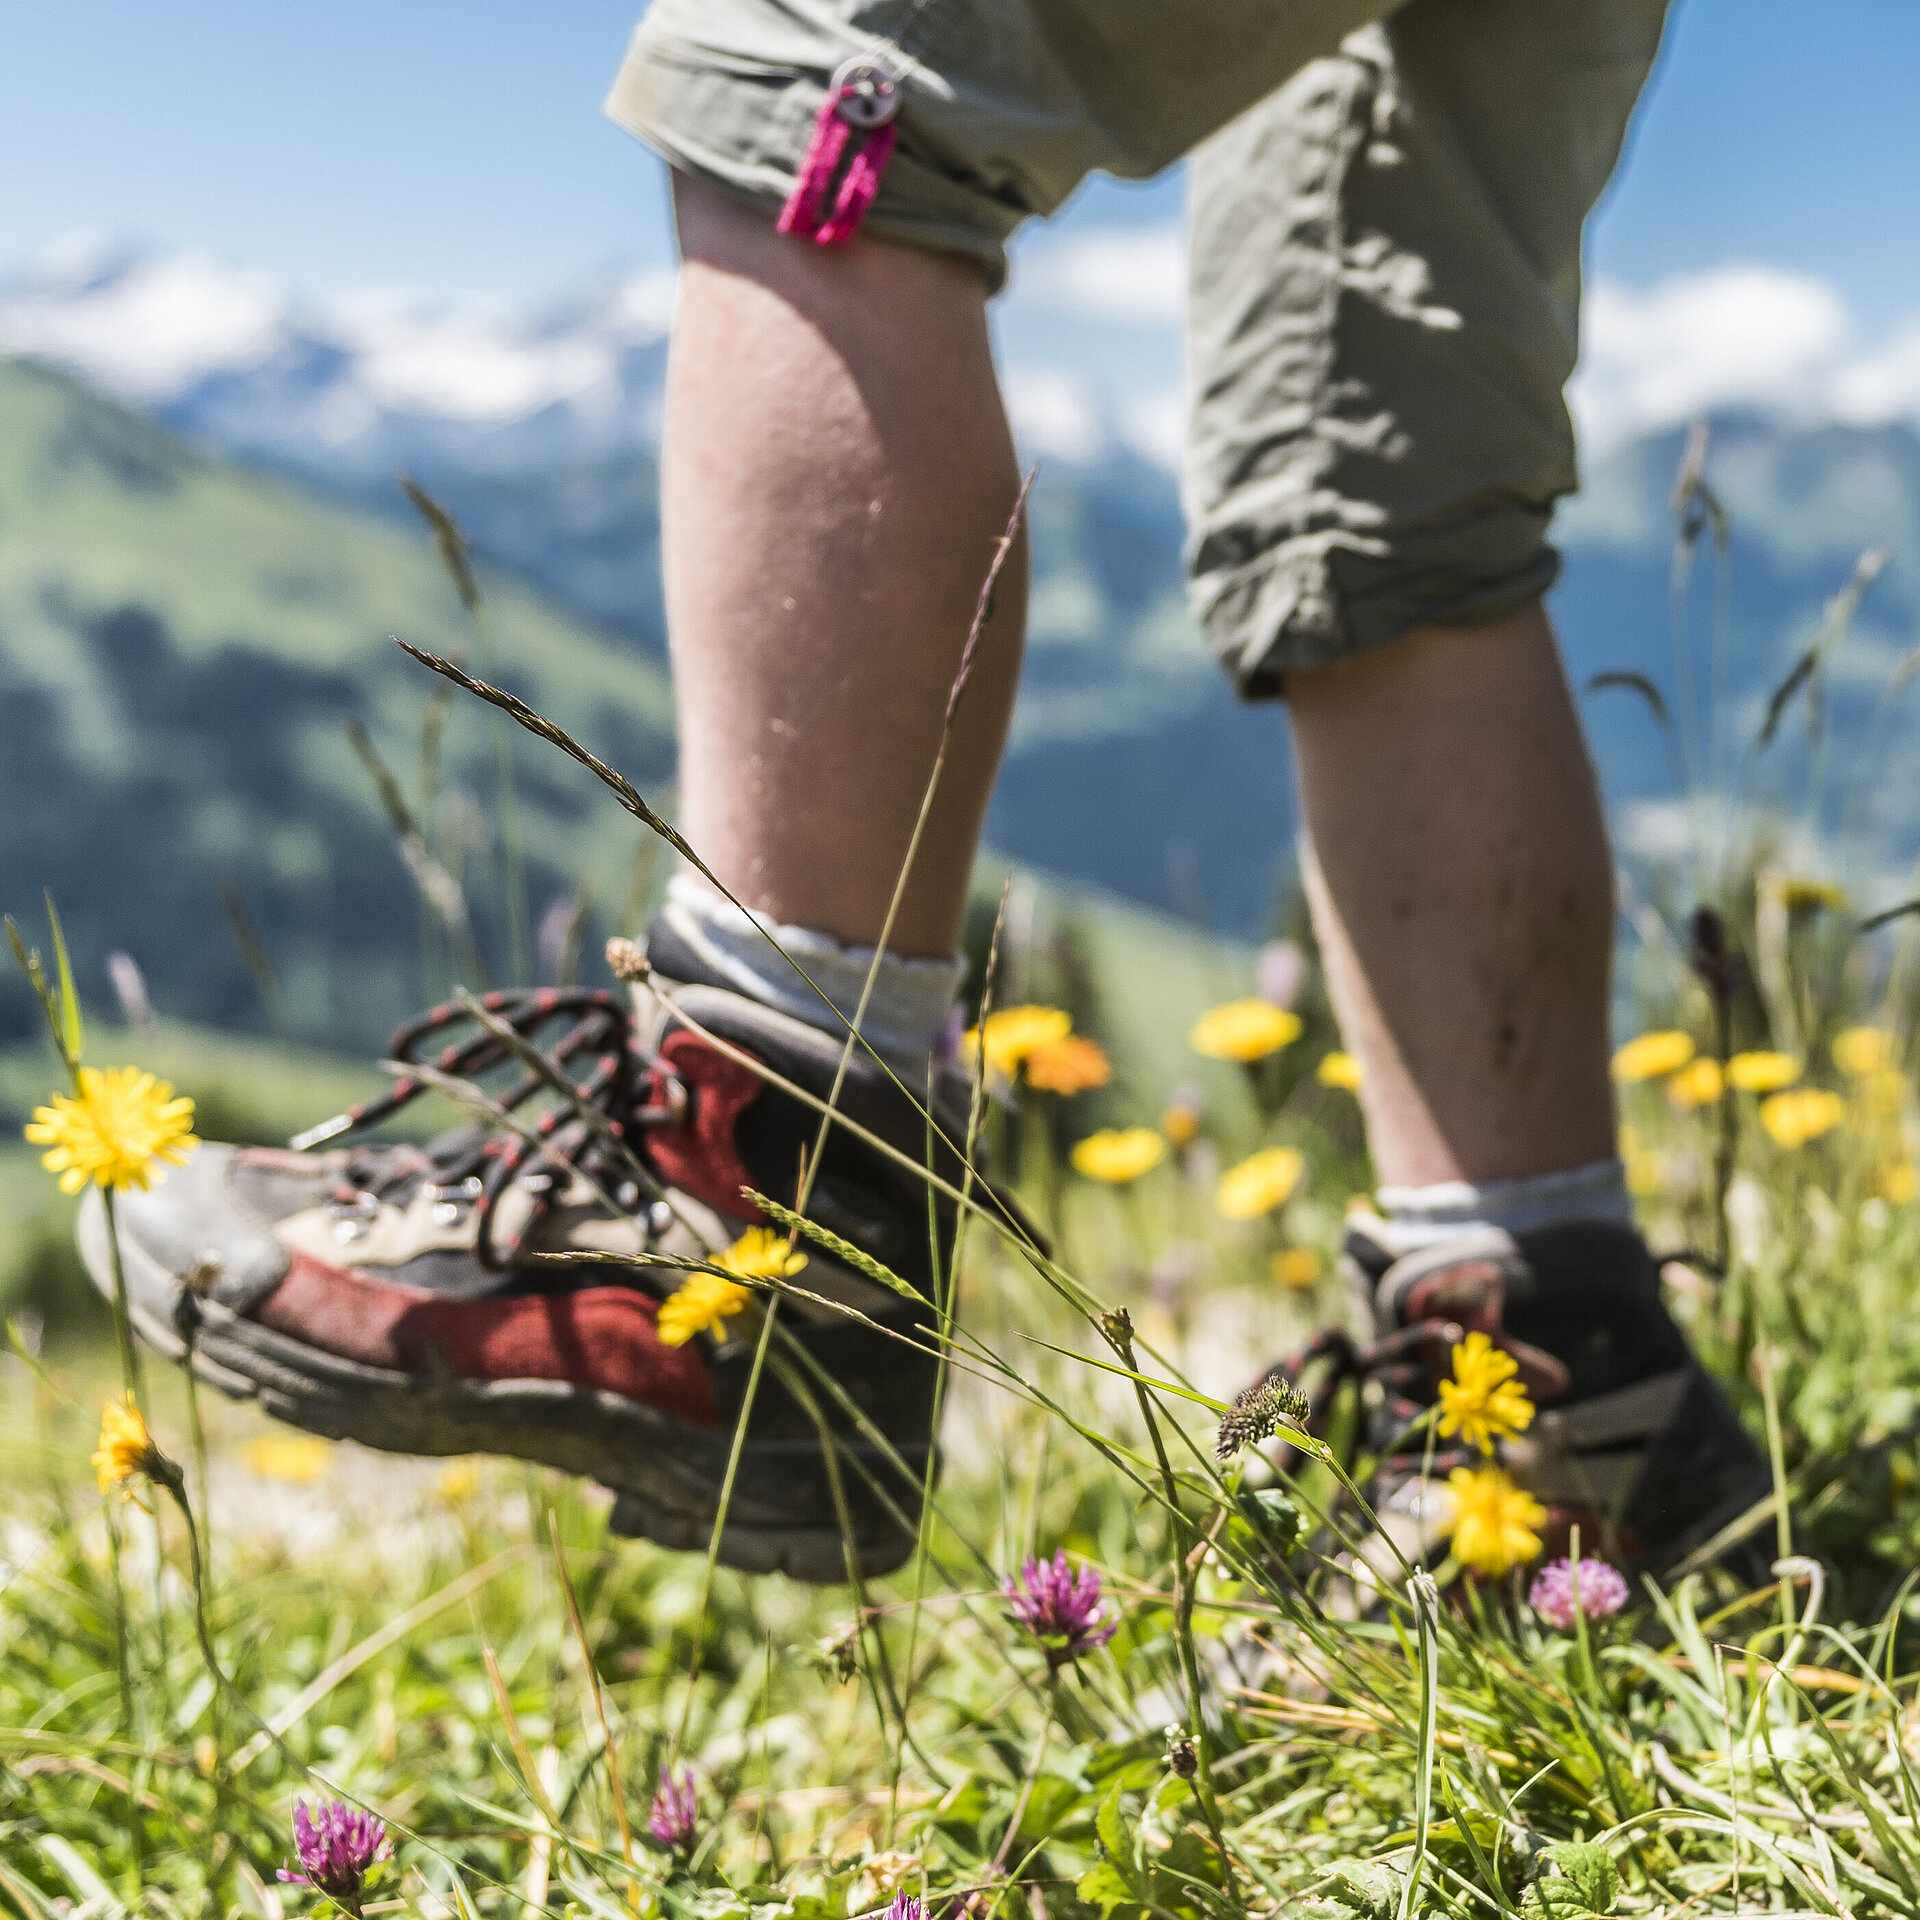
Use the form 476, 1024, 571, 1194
607, 0, 1670, 696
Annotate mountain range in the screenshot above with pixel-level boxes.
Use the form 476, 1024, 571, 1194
2, 245, 1919, 1058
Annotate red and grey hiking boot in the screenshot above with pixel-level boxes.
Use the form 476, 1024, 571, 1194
1269, 1213, 1771, 1580
77, 929, 969, 1581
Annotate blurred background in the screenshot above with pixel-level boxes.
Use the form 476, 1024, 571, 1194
1, 0, 1916, 1173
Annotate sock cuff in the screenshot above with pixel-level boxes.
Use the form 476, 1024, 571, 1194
1374, 1156, 1633, 1251
659, 873, 965, 1069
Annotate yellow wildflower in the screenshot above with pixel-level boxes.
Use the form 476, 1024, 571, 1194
1858, 1066, 1907, 1118
1619, 1124, 1660, 1198
1727, 1051, 1800, 1093
1759, 1087, 1846, 1149
657, 1272, 752, 1347
1024, 1034, 1112, 1095
1435, 1332, 1534, 1454
1610, 1031, 1694, 1083
241, 1434, 333, 1483
1883, 1162, 1919, 1205
92, 1393, 165, 1495
657, 1228, 802, 1347
436, 1458, 483, 1502
1316, 1051, 1363, 1091
1189, 1000, 1301, 1063
1445, 1465, 1547, 1576
716, 1225, 810, 1283
1778, 877, 1848, 914
1216, 1146, 1306, 1221
1833, 1027, 1896, 1078
1666, 1057, 1724, 1110
1070, 1127, 1166, 1184
1161, 1100, 1202, 1148
965, 1006, 1072, 1080
1270, 1247, 1324, 1289
25, 1065, 198, 1195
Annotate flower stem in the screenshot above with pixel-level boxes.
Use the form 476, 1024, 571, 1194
1103, 1313, 1234, 1876
100, 1188, 144, 1403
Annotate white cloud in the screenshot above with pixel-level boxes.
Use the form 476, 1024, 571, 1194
1003, 366, 1107, 465
1017, 224, 1184, 327
0, 251, 288, 400
1571, 265, 1920, 450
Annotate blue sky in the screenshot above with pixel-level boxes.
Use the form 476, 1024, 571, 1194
4, 0, 1917, 309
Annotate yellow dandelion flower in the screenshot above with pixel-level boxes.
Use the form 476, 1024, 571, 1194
1778, 877, 1848, 914
1215, 1145, 1306, 1221
715, 1226, 811, 1284
1618, 1123, 1660, 1198
1834, 1027, 1896, 1078
657, 1272, 752, 1347
92, 1393, 165, 1495
1882, 1162, 1919, 1205
1161, 1100, 1201, 1148
657, 1229, 800, 1347
1270, 1247, 1324, 1289
1759, 1087, 1846, 1149
1024, 1034, 1112, 1095
241, 1434, 333, 1483
436, 1458, 483, 1502
25, 1065, 198, 1195
1858, 1066, 1907, 1118
1727, 1051, 1800, 1093
964, 1006, 1072, 1080
1316, 1051, 1363, 1091
1435, 1331, 1535, 1454
1666, 1057, 1724, 1110
1610, 1031, 1694, 1084
1189, 1000, 1301, 1064
1070, 1127, 1166, 1184
1445, 1465, 1547, 1576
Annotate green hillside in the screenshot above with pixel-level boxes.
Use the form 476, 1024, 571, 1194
0, 356, 676, 1050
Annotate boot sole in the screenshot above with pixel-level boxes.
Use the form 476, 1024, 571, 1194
77, 1194, 920, 1583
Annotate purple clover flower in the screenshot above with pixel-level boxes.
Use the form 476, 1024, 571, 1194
885, 1897, 928, 1920
277, 1800, 389, 1913
1529, 1555, 1631, 1630
647, 1764, 700, 1853
1004, 1549, 1117, 1670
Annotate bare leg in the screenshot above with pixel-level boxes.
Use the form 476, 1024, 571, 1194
1289, 604, 1617, 1187
661, 175, 1026, 958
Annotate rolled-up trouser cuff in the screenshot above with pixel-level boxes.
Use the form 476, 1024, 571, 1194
605, 27, 1026, 289
1199, 523, 1563, 698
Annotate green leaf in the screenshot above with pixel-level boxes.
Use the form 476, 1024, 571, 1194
1236, 1487, 1301, 1550
1520, 1843, 1618, 1917
1075, 1862, 1141, 1916
1096, 1780, 1135, 1872
43, 891, 83, 1070
1327, 1859, 1401, 1920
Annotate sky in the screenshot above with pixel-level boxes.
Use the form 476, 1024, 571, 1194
4, 0, 1919, 459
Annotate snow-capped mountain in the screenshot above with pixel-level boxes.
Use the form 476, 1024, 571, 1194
0, 238, 677, 477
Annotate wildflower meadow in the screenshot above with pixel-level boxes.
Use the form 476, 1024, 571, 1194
9, 465, 1920, 1920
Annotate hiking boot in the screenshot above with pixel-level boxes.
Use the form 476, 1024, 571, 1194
77, 937, 971, 1582
1268, 1213, 1771, 1580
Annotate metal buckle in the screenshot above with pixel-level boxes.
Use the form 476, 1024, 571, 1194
830, 53, 900, 131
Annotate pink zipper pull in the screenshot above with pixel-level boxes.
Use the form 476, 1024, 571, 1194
778, 54, 901, 248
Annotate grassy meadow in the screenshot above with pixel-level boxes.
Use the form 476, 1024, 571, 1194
8, 463, 1920, 1919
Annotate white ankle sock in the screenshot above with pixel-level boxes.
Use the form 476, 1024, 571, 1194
660, 874, 965, 1076
1372, 1157, 1633, 1257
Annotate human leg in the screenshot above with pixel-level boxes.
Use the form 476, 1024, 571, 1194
663, 172, 1025, 962
1186, 0, 1767, 1569
1289, 600, 1616, 1190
